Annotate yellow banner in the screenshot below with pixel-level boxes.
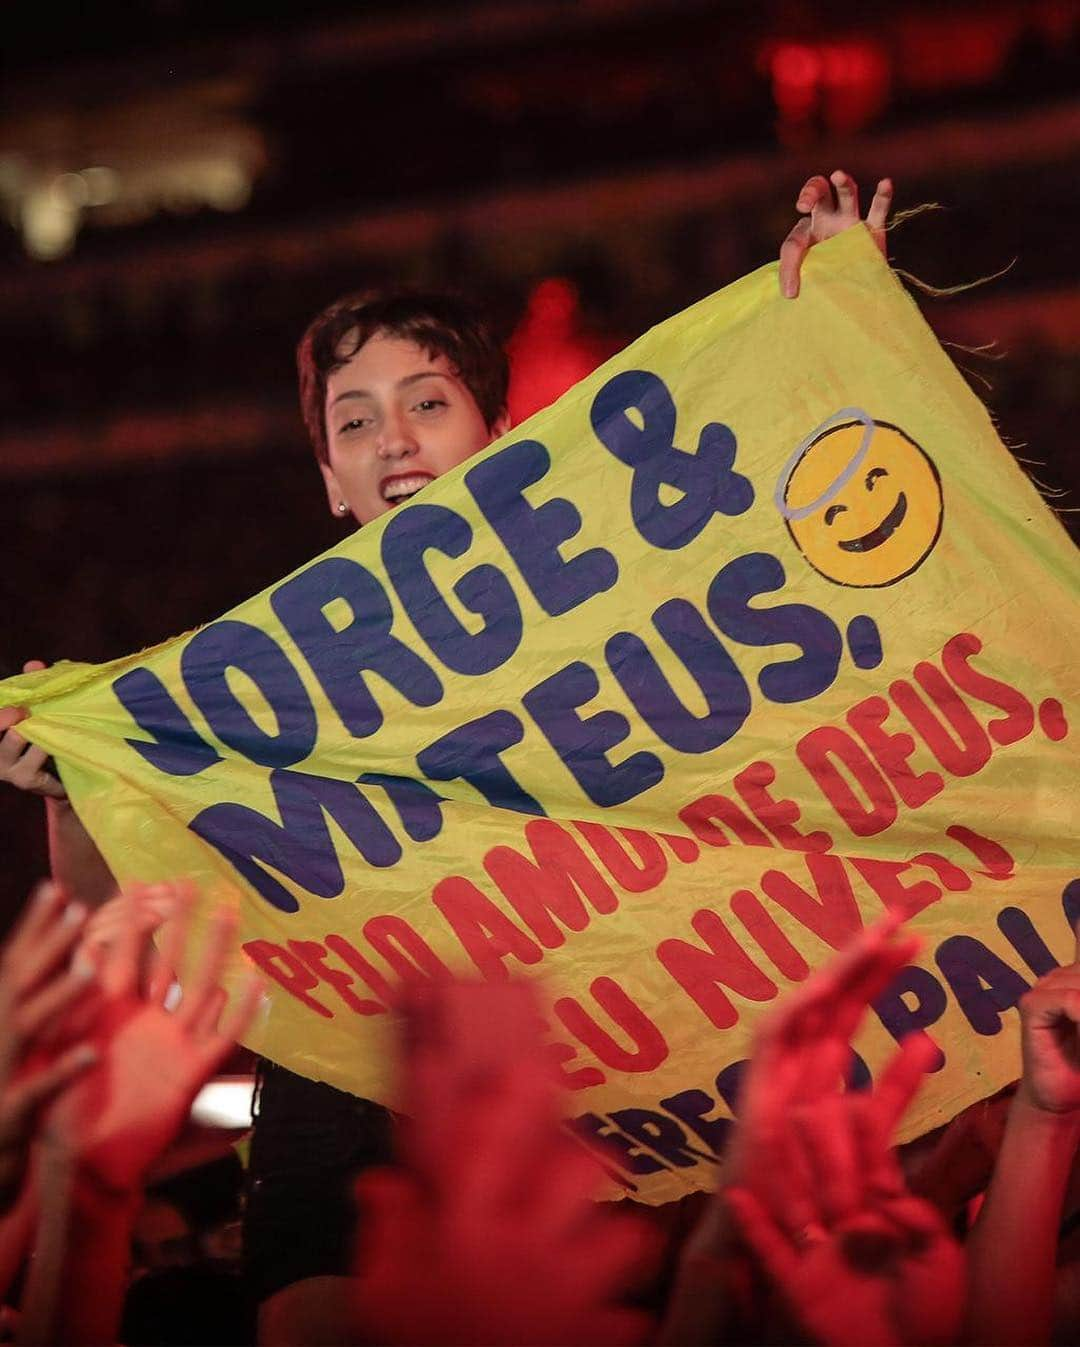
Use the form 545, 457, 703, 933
5, 227, 1078, 1203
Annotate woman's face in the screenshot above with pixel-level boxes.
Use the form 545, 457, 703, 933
320, 330, 507, 526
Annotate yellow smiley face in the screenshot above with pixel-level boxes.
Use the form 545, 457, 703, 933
782, 419, 943, 587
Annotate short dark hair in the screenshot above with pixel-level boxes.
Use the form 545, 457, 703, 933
297, 288, 509, 462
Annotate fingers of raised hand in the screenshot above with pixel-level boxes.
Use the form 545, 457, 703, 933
147, 881, 197, 1005
1020, 977, 1080, 1029
866, 178, 894, 234
172, 903, 236, 1029
0, 738, 51, 794
830, 169, 860, 219
2, 1041, 97, 1133
779, 217, 813, 298
793, 1099, 864, 1225
1, 882, 87, 1005
872, 1031, 939, 1136
725, 1186, 801, 1286
796, 175, 832, 215
13, 959, 97, 1051
213, 970, 264, 1047
878, 1193, 950, 1249
754, 913, 913, 1056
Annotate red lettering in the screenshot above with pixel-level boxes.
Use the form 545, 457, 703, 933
850, 858, 943, 917
484, 820, 617, 946
242, 939, 333, 1018
545, 1040, 606, 1091
323, 934, 395, 1004
797, 725, 898, 836
909, 852, 973, 892
759, 854, 862, 948
432, 876, 544, 979
287, 939, 386, 1015
554, 978, 668, 1072
946, 824, 1016, 879
363, 915, 451, 984
657, 910, 777, 1029
729, 888, 811, 980
660, 832, 701, 863
847, 694, 944, 807
941, 633, 1034, 745
678, 794, 771, 848
892, 664, 991, 776
575, 823, 668, 892
733, 760, 833, 852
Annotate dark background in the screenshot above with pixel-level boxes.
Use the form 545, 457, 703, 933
2, 0, 1078, 924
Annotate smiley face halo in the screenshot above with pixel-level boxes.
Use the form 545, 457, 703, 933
776, 412, 943, 588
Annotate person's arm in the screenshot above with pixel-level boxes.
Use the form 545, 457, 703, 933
964, 931, 1080, 1347
0, 675, 116, 910
44, 799, 116, 910
18, 1150, 139, 1347
0, 1179, 38, 1307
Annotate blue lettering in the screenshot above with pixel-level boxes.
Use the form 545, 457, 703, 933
707, 552, 842, 703
416, 710, 544, 815
181, 621, 316, 768
997, 907, 1060, 977
382, 504, 522, 675
590, 369, 752, 549
465, 439, 617, 616
523, 661, 663, 807
191, 769, 402, 913
606, 598, 751, 753
935, 935, 1030, 1035
271, 557, 442, 738
113, 667, 221, 776
357, 772, 445, 842
873, 965, 947, 1068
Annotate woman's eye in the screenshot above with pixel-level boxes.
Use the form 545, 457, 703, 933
339, 417, 371, 433
414, 398, 446, 413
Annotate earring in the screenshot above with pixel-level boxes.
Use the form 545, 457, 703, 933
336, 502, 349, 515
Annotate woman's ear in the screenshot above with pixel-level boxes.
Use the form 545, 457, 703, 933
318, 460, 350, 519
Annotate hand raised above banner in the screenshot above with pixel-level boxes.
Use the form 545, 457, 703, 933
779, 170, 893, 298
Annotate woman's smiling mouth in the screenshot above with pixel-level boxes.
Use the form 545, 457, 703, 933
381, 471, 435, 505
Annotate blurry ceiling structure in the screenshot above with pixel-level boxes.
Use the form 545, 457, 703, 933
0, 80, 266, 260
0, 0, 1077, 476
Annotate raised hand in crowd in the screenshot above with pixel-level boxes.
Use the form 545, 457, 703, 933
664, 914, 964, 1347
964, 922, 1080, 1347
18, 881, 262, 1346
351, 979, 657, 1347
779, 169, 893, 297
0, 881, 99, 1218
78, 881, 179, 963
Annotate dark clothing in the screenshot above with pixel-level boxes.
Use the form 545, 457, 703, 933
242, 1061, 395, 1304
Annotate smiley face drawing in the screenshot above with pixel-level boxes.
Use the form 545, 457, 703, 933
776, 412, 943, 587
